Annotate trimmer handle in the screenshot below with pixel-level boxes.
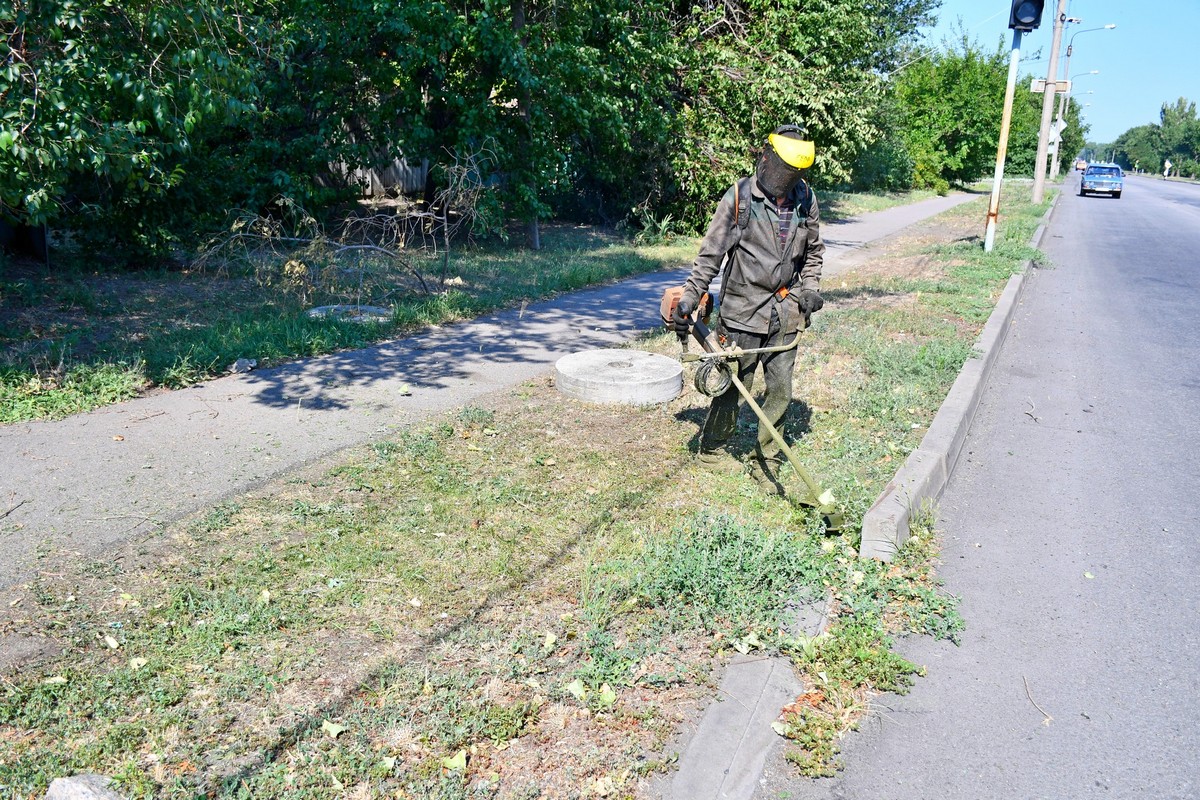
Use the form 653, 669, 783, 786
689, 314, 809, 357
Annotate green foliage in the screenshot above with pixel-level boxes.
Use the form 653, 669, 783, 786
670, 0, 937, 223
1055, 96, 1090, 173
3, 0, 945, 249
850, 97, 916, 193
1004, 81, 1086, 177
0, 361, 144, 422
893, 35, 1007, 189
456, 405, 495, 426
1111, 97, 1200, 176
1113, 124, 1163, 172
630, 206, 688, 245
6, 0, 1075, 254
582, 513, 830, 647
815, 622, 922, 691
0, 1, 260, 239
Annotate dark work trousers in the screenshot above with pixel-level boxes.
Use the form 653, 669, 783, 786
700, 307, 798, 471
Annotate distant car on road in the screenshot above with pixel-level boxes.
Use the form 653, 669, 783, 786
1075, 159, 1088, 172
1080, 163, 1123, 198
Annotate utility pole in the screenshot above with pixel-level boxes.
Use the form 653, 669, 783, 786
1049, 44, 1074, 179
1051, 24, 1115, 178
1032, 0, 1069, 203
988, 1, 1045, 251
985, 30, 1024, 253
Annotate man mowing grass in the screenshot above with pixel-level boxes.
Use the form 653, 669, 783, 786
672, 123, 826, 494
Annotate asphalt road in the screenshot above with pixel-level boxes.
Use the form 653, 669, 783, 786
757, 175, 1200, 798
0, 193, 978, 603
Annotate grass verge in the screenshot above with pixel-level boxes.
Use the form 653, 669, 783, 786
1, 185, 1051, 797
819, 188, 944, 221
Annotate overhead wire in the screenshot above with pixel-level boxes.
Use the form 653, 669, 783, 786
888, 8, 1009, 76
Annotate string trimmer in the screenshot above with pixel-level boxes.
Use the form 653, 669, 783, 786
663, 291, 844, 531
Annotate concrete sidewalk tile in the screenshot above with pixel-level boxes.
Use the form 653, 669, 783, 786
665, 655, 803, 800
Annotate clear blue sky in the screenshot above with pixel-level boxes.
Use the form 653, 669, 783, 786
918, 0, 1200, 144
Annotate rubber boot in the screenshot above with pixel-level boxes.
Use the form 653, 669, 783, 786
746, 456, 786, 496
697, 448, 742, 475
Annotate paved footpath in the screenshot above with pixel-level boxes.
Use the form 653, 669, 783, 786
0, 192, 978, 599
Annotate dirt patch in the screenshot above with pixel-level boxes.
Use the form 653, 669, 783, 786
0, 260, 270, 366
0, 632, 62, 674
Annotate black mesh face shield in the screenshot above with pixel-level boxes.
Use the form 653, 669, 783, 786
756, 145, 804, 198
755, 124, 815, 199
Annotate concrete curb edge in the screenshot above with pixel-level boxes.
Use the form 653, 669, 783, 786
858, 193, 1060, 561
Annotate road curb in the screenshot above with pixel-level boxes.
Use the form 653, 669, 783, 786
858, 193, 1059, 561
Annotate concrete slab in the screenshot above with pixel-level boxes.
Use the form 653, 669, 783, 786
663, 655, 805, 800
554, 349, 682, 404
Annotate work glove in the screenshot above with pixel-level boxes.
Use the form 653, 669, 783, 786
796, 290, 824, 315
672, 298, 694, 336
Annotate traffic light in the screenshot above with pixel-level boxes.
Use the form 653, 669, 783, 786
1009, 0, 1045, 32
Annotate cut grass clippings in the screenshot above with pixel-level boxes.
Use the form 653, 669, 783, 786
0, 184, 1052, 797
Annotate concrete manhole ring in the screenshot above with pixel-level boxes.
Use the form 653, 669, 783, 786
555, 349, 682, 405
306, 304, 392, 323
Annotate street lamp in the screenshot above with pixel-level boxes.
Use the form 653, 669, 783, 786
1051, 70, 1098, 173
1050, 23, 1116, 177
1032, 1, 1070, 203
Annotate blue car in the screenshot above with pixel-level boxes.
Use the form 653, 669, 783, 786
1080, 163, 1123, 199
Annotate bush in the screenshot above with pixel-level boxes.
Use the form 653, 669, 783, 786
851, 137, 915, 192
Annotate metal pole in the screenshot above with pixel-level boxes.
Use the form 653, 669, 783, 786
1049, 45, 1073, 178
984, 30, 1023, 253
1032, 0, 1070, 202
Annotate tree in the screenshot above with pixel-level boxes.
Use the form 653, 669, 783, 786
1158, 97, 1200, 175
1, 1, 260, 229
1109, 98, 1200, 175
1056, 96, 1089, 171
2, 0, 961, 256
892, 36, 1008, 191
1112, 125, 1160, 172
668, 0, 937, 222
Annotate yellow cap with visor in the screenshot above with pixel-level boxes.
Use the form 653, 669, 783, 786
768, 133, 815, 169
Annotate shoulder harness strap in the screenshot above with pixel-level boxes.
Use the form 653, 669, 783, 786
733, 177, 753, 230
786, 181, 814, 291
733, 178, 812, 229
794, 179, 813, 219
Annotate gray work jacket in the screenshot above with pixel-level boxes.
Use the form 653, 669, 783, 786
682, 179, 824, 336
